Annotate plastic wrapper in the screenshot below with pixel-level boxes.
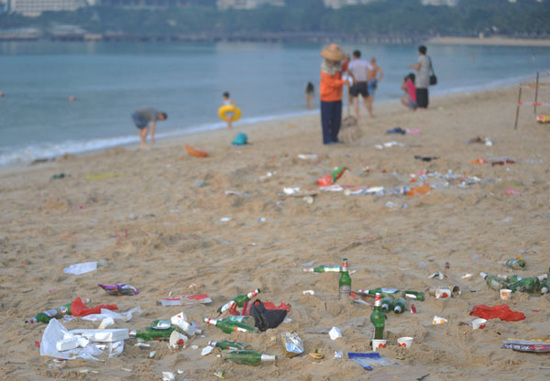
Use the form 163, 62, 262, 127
348, 352, 393, 370
158, 294, 212, 306
503, 339, 550, 353
63, 261, 97, 275
98, 283, 139, 296
82, 306, 143, 322
281, 331, 304, 358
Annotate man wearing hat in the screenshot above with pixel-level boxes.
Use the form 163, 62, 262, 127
319, 44, 349, 145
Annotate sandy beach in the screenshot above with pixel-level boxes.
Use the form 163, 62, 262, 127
1, 85, 549, 380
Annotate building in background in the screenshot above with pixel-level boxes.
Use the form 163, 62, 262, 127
420, 0, 458, 6
217, 0, 285, 10
7, 0, 93, 16
323, 0, 382, 9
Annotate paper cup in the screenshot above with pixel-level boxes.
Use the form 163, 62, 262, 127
372, 339, 387, 352
500, 289, 512, 300
329, 327, 342, 340
433, 315, 448, 325
434, 289, 452, 299
169, 331, 188, 349
471, 318, 487, 330
397, 337, 414, 349
171, 312, 196, 336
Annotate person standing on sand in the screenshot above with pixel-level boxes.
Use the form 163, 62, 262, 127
366, 57, 384, 118
132, 107, 167, 148
320, 44, 349, 145
409, 45, 431, 110
347, 50, 371, 120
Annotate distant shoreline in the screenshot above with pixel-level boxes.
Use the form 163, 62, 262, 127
427, 36, 550, 47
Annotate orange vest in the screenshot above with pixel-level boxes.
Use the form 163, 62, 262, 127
320, 61, 348, 102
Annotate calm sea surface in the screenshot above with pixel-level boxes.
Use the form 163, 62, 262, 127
0, 41, 549, 166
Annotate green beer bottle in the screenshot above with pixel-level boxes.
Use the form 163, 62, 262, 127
540, 280, 549, 295
480, 272, 508, 291
303, 265, 342, 273
505, 258, 526, 270
507, 275, 547, 293
497, 274, 522, 283
401, 290, 425, 301
222, 315, 255, 325
380, 296, 394, 313
217, 289, 261, 314
370, 293, 385, 341
339, 258, 352, 297
392, 297, 406, 314
208, 340, 252, 351
25, 302, 73, 324
204, 318, 257, 334
223, 350, 277, 366
130, 326, 176, 340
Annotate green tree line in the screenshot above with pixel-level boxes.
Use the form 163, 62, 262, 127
1, 0, 548, 38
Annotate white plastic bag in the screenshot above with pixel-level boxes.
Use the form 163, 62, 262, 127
63, 261, 98, 275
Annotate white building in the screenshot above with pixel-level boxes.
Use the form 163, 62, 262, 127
217, 0, 285, 10
421, 0, 458, 6
323, 0, 380, 9
7, 0, 92, 17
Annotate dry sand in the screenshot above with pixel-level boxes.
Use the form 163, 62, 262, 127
1, 85, 549, 380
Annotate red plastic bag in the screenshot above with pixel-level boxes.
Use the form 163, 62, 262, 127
470, 304, 525, 322
70, 296, 118, 317
317, 173, 334, 187
263, 302, 291, 312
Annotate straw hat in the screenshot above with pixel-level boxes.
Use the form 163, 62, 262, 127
320, 44, 345, 61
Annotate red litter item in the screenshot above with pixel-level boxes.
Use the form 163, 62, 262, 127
470, 304, 525, 322
263, 302, 291, 312
70, 296, 118, 317
317, 173, 334, 187
410, 304, 416, 314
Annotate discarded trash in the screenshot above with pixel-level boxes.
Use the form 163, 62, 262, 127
386, 127, 406, 135
171, 312, 196, 336
52, 173, 68, 179
162, 372, 175, 381
429, 285, 461, 299
82, 307, 143, 323
248, 300, 288, 331
204, 318, 257, 334
339, 258, 352, 297
462, 274, 473, 279
414, 155, 438, 162
297, 154, 318, 160
471, 318, 487, 330
536, 114, 550, 123
503, 339, 550, 352
26, 301, 73, 324
98, 283, 139, 296
302, 290, 315, 296
329, 327, 342, 340
317, 166, 348, 187
428, 272, 445, 280
309, 350, 324, 359
433, 315, 448, 325
385, 201, 408, 209
397, 337, 414, 348
130, 327, 175, 341
492, 159, 516, 166
303, 265, 342, 273
500, 289, 512, 300
375, 141, 405, 149
63, 261, 98, 275
169, 331, 188, 349
357, 288, 425, 301
406, 183, 431, 196
202, 345, 215, 356
470, 304, 526, 322
348, 353, 393, 370
185, 143, 208, 158
467, 136, 493, 146
505, 257, 526, 270
217, 289, 261, 314
223, 350, 277, 365
505, 189, 521, 196
128, 213, 155, 220
208, 340, 252, 351
232, 133, 248, 146
281, 331, 305, 358
372, 339, 387, 352
158, 294, 212, 307
370, 294, 385, 342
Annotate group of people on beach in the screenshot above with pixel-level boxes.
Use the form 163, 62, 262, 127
131, 44, 433, 147
318, 43, 433, 145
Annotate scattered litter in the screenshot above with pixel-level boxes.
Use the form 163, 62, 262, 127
385, 201, 408, 209
414, 155, 438, 162
428, 272, 445, 280
386, 127, 406, 135
158, 294, 212, 307
470, 304, 526, 322
63, 261, 97, 275
128, 213, 155, 220
433, 315, 448, 325
98, 283, 139, 296
185, 144, 208, 158
462, 274, 473, 279
202, 346, 214, 356
162, 371, 175, 381
503, 339, 550, 353
82, 307, 143, 323
333, 351, 343, 359
281, 331, 304, 358
225, 190, 251, 197
85, 172, 123, 181
297, 154, 318, 160
348, 353, 393, 370
220, 217, 232, 222
467, 136, 493, 146
506, 189, 521, 196
329, 327, 342, 340
375, 141, 405, 149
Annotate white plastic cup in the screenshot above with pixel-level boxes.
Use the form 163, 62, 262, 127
433, 315, 448, 325
397, 337, 414, 349
171, 312, 196, 336
500, 289, 512, 300
372, 339, 387, 352
329, 327, 342, 340
169, 331, 188, 349
435, 289, 452, 299
471, 318, 487, 330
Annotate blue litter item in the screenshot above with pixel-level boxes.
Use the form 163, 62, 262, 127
348, 352, 393, 370
386, 127, 407, 135
232, 133, 248, 146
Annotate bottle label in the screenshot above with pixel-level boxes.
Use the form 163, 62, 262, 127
380, 288, 399, 294
44, 309, 58, 317
339, 285, 351, 297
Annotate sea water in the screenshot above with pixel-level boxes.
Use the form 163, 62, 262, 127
0, 41, 548, 166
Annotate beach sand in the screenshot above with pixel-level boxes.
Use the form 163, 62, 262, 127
1, 85, 549, 380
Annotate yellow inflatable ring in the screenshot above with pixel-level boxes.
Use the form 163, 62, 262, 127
218, 105, 241, 122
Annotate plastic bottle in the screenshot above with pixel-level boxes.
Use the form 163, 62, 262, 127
217, 289, 261, 314
25, 302, 73, 324
392, 297, 406, 314
380, 296, 394, 313
208, 340, 252, 351
370, 293, 385, 341
223, 350, 277, 366
303, 265, 342, 273
480, 272, 508, 291
204, 318, 257, 334
339, 258, 351, 297
505, 258, 526, 270
130, 327, 175, 340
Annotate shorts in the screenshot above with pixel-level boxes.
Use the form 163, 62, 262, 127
408, 99, 418, 109
132, 112, 148, 129
368, 79, 377, 94
349, 82, 369, 98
